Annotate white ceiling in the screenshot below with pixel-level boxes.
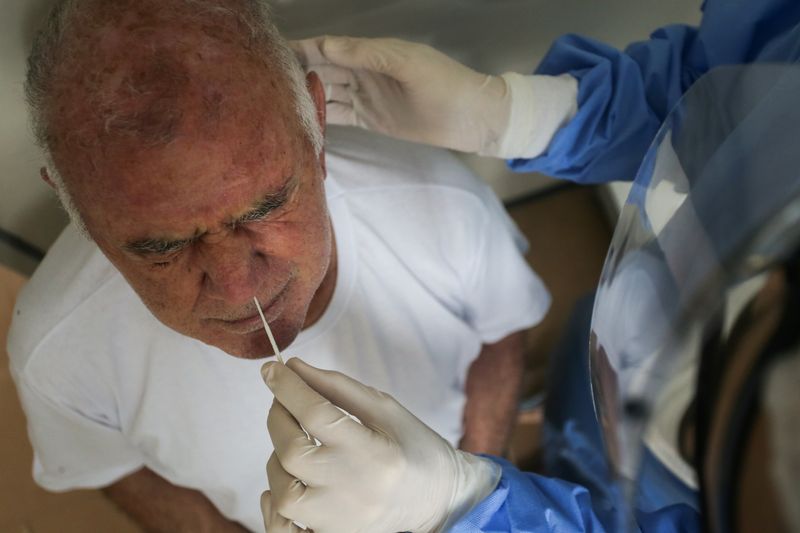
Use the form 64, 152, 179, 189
0, 0, 700, 272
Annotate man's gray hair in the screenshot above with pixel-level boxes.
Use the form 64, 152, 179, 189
25, 0, 323, 235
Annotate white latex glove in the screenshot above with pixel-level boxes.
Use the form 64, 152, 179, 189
260, 358, 500, 533
291, 36, 578, 159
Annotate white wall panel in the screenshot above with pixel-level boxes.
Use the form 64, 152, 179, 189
1, 0, 69, 270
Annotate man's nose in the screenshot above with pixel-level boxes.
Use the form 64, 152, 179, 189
197, 231, 265, 305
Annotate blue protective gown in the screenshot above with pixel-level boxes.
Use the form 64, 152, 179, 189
510, 0, 800, 184
452, 0, 800, 531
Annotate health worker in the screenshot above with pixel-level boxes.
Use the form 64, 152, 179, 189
260, 0, 800, 531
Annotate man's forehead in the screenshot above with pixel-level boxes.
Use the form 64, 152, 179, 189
60, 50, 276, 143
51, 0, 294, 151
54, 46, 303, 201
65, 113, 305, 243
44, 0, 315, 241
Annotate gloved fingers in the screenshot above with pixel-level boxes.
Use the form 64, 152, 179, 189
267, 453, 312, 527
311, 64, 358, 90
289, 36, 329, 66
267, 400, 326, 482
325, 83, 354, 105
263, 361, 374, 445
319, 36, 409, 78
261, 491, 308, 533
284, 357, 401, 430
326, 103, 357, 127
270, 488, 345, 533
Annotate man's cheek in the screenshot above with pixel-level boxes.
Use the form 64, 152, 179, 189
132, 269, 197, 317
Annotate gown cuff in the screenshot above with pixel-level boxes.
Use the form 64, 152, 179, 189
495, 72, 578, 159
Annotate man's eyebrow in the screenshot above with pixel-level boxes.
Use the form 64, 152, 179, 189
233, 176, 299, 226
124, 236, 195, 256
123, 177, 298, 255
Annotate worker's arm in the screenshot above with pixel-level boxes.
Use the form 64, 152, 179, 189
455, 455, 702, 532
460, 330, 526, 456
294, 0, 794, 184
261, 359, 701, 533
518, 0, 797, 183
103, 467, 249, 533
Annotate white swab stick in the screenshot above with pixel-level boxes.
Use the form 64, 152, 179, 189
253, 296, 284, 365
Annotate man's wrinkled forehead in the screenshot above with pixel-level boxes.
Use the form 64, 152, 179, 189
49, 0, 287, 151
43, 0, 312, 233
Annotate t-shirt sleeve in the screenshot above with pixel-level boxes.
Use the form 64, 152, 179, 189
14, 374, 145, 491
460, 188, 551, 345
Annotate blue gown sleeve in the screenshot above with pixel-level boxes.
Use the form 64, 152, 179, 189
451, 457, 699, 533
511, 0, 800, 183
450, 457, 606, 532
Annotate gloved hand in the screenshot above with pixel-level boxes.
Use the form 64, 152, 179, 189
291, 36, 578, 159
260, 358, 501, 533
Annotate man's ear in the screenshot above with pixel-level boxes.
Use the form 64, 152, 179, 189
40, 167, 56, 189
306, 70, 326, 134
306, 71, 327, 178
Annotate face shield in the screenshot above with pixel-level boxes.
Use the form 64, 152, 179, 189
589, 64, 800, 532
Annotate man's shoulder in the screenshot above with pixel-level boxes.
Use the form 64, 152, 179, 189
7, 225, 126, 374
325, 126, 497, 208
323, 127, 528, 278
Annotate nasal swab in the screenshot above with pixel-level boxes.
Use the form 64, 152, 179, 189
253, 296, 284, 365
253, 296, 310, 450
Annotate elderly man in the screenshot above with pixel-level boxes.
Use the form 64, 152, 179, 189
7, 0, 549, 531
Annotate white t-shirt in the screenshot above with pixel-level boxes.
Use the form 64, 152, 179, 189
8, 127, 549, 531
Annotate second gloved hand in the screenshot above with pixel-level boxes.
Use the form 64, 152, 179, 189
291, 36, 511, 156
292, 36, 578, 159
260, 358, 500, 533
